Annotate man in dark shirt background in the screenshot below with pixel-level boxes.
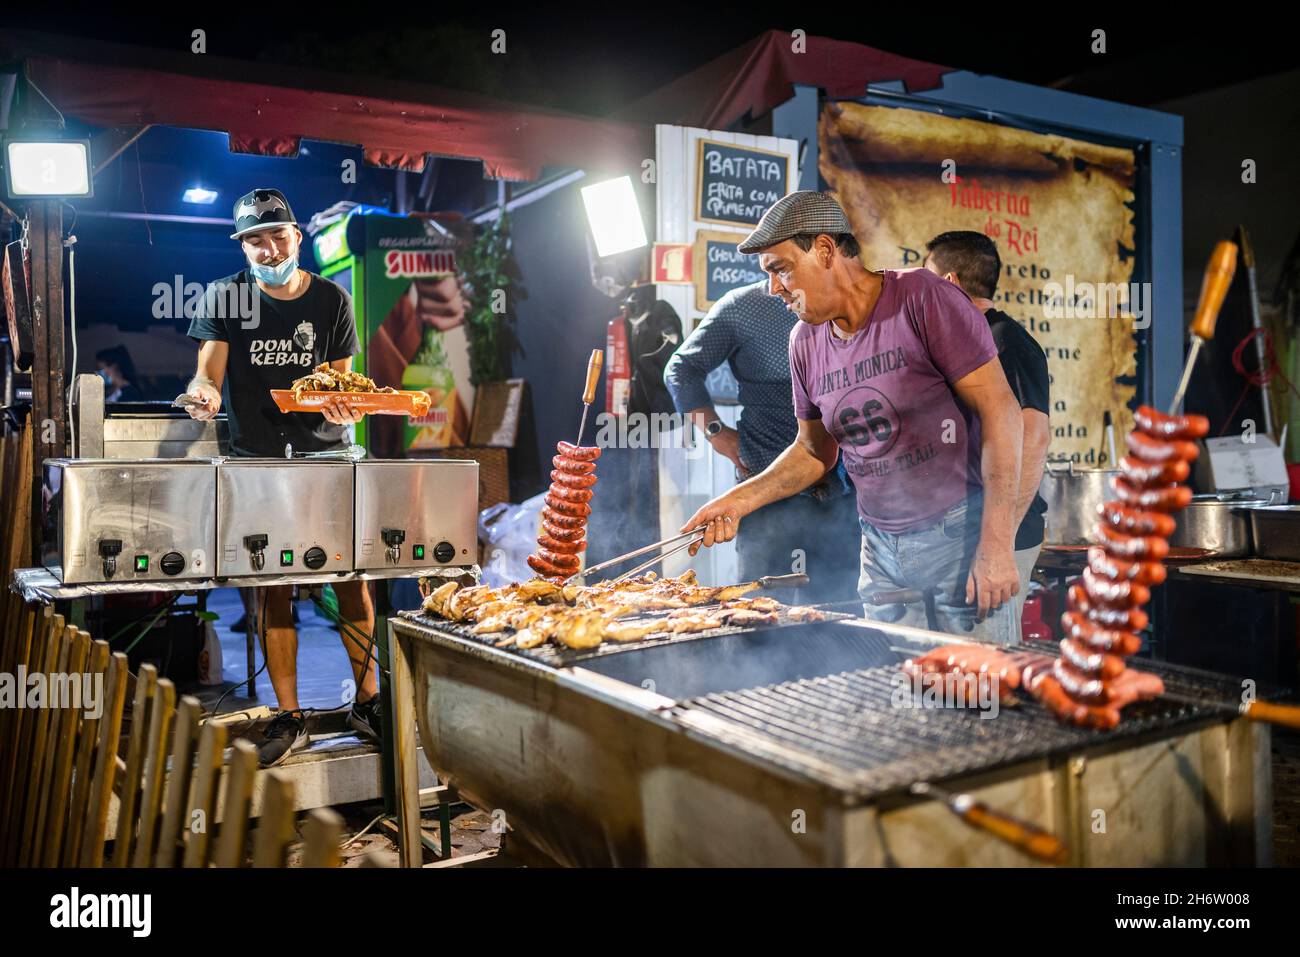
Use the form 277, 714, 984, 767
185, 187, 382, 768
924, 231, 1051, 624
664, 280, 861, 603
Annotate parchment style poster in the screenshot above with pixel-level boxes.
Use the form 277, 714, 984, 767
820, 102, 1139, 464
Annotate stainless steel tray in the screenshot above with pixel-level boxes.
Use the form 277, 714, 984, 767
1244, 505, 1300, 561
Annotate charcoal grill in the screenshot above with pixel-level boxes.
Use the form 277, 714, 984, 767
389, 612, 1272, 867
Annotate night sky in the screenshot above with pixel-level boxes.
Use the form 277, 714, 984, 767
2, 11, 1295, 116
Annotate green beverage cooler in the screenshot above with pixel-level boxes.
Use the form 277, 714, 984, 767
312, 208, 470, 457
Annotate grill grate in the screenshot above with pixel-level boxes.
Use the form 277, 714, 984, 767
675, 652, 1252, 800
399, 607, 855, 667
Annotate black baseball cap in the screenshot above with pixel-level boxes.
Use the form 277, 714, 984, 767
230, 188, 298, 240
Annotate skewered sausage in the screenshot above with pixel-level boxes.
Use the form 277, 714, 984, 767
552, 454, 596, 475
557, 441, 601, 461
537, 533, 587, 554
1042, 406, 1205, 727
550, 469, 598, 489
544, 494, 592, 517
529, 441, 602, 579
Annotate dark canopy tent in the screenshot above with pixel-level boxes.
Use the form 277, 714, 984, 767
0, 29, 650, 180
614, 29, 951, 129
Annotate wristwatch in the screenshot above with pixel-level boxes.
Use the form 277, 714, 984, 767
704, 419, 724, 438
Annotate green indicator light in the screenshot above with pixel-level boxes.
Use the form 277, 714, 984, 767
413, 544, 425, 560
280, 550, 294, 567
135, 555, 149, 573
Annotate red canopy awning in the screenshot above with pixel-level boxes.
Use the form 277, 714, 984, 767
1, 30, 650, 182
617, 30, 951, 130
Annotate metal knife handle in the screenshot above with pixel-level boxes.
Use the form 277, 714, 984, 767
757, 573, 810, 590
1243, 700, 1300, 731
912, 782, 1066, 865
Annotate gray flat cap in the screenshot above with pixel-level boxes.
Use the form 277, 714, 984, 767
737, 190, 853, 254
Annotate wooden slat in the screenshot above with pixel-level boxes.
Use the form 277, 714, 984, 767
19, 622, 71, 867
0, 601, 33, 735
213, 740, 258, 868
63, 638, 111, 865
182, 720, 228, 868
41, 628, 91, 866
154, 695, 201, 868
301, 808, 343, 868
391, 629, 423, 868
252, 770, 297, 868
0, 420, 32, 624
131, 678, 176, 867
0, 603, 42, 834
2, 610, 58, 865
111, 663, 157, 867
81, 652, 129, 867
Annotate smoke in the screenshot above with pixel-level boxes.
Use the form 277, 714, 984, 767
581, 621, 909, 701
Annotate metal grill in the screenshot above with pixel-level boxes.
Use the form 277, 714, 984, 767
675, 651, 1252, 800
399, 607, 855, 668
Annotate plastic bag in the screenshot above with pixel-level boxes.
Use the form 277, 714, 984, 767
477, 493, 545, 588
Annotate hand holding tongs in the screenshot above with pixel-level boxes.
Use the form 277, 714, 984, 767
567, 526, 707, 584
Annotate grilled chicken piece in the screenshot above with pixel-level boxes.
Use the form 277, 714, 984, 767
714, 582, 760, 602
447, 586, 500, 622
601, 619, 665, 642
551, 610, 610, 650
422, 581, 460, 619
505, 578, 565, 604
667, 612, 728, 633
719, 596, 782, 613
784, 606, 828, 622
513, 626, 549, 649
719, 608, 779, 627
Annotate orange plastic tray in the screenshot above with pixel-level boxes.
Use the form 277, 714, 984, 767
271, 389, 432, 416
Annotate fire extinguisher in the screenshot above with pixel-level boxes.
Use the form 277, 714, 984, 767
606, 316, 631, 417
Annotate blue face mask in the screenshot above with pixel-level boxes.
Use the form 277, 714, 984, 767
250, 254, 298, 287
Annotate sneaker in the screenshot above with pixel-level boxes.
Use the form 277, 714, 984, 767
349, 695, 383, 744
256, 710, 309, 768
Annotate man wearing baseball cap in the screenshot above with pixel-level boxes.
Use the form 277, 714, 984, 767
184, 188, 383, 766
683, 191, 1025, 643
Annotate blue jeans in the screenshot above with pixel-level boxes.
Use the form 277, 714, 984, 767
856, 494, 1018, 645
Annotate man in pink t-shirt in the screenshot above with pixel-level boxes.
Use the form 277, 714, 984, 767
683, 192, 1025, 642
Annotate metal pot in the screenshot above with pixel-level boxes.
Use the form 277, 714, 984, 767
1168, 495, 1267, 559
1038, 464, 1121, 546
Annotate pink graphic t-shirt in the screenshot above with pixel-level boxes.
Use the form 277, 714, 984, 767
789, 268, 998, 533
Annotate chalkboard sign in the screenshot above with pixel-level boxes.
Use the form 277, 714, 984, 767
695, 138, 791, 228
692, 230, 766, 311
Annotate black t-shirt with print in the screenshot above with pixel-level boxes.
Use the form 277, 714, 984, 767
187, 269, 360, 457
985, 307, 1050, 550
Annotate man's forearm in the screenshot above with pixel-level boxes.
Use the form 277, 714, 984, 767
1012, 412, 1051, 527
730, 439, 828, 514
977, 398, 1023, 551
